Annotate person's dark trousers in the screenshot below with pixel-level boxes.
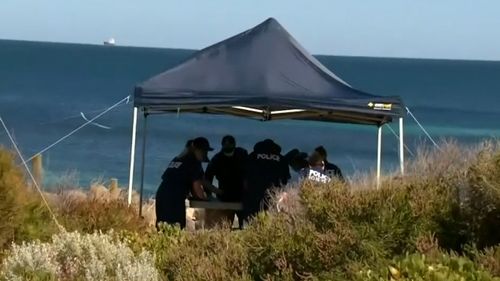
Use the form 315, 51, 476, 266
219, 198, 245, 229
156, 199, 186, 230
236, 211, 244, 229
242, 188, 267, 227
222, 210, 245, 229
241, 202, 260, 227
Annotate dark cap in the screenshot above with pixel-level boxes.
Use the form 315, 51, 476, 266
192, 137, 214, 152
284, 149, 300, 162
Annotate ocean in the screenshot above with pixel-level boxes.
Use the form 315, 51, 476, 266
1, 39, 499, 194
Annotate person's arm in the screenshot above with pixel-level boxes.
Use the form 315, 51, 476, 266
205, 155, 218, 184
336, 167, 345, 182
192, 180, 207, 200
202, 180, 223, 195
204, 157, 217, 198
299, 168, 308, 181
190, 159, 211, 200
280, 158, 291, 185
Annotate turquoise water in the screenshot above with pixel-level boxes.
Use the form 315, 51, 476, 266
1, 39, 499, 193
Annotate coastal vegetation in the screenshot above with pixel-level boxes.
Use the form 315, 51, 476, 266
0, 141, 499, 280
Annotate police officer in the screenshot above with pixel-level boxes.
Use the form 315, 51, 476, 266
313, 146, 344, 181
205, 135, 248, 227
242, 139, 290, 224
155, 137, 217, 229
284, 149, 308, 174
299, 153, 332, 183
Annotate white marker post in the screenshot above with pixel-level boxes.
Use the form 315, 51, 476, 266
399, 117, 404, 175
127, 107, 138, 205
376, 125, 382, 189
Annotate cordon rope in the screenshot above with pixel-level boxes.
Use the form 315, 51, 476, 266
23, 95, 130, 164
385, 124, 415, 157
39, 102, 128, 126
0, 116, 64, 231
405, 106, 441, 150
383, 106, 441, 158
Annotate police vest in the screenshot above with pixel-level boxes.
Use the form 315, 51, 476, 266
168, 161, 183, 169
256, 153, 280, 161
304, 169, 331, 183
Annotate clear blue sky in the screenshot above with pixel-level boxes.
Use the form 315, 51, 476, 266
1, 0, 499, 60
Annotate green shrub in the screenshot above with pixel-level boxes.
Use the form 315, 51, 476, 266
0, 148, 24, 249
243, 213, 328, 280
300, 174, 462, 256
121, 224, 250, 281
0, 231, 159, 281
242, 211, 388, 280
0, 148, 58, 252
356, 251, 500, 281
471, 245, 500, 277
466, 147, 500, 249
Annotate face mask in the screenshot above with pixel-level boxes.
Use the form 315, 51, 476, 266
222, 147, 235, 154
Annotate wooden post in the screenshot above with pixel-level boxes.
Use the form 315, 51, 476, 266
109, 178, 121, 200
32, 154, 43, 189
109, 178, 118, 192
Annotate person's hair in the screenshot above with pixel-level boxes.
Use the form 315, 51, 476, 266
314, 146, 328, 159
221, 135, 236, 145
185, 139, 193, 148
308, 153, 324, 167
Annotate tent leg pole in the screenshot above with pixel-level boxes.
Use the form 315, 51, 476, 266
138, 113, 148, 217
399, 117, 404, 176
376, 126, 382, 189
127, 107, 139, 206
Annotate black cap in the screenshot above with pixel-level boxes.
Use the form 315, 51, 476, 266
191, 137, 213, 162
284, 149, 300, 163
192, 137, 214, 152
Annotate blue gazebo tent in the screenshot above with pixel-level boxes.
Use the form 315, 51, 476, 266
127, 18, 406, 208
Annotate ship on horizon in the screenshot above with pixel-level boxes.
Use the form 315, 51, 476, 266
103, 38, 116, 46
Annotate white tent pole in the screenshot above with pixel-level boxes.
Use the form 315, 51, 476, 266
399, 117, 405, 175
127, 107, 139, 205
138, 113, 148, 216
376, 125, 382, 189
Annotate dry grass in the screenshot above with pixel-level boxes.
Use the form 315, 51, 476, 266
50, 184, 149, 234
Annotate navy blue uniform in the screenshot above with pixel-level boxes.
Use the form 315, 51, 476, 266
155, 152, 204, 229
205, 147, 248, 202
299, 167, 332, 183
324, 161, 344, 181
242, 141, 290, 222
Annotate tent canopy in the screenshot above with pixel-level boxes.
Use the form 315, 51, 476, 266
134, 18, 404, 126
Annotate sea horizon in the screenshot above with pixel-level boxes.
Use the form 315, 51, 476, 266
2, 38, 499, 63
